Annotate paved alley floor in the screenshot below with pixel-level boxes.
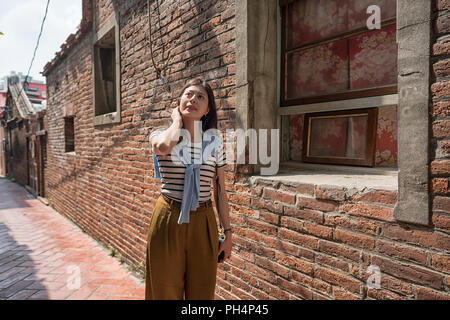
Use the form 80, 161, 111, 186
0, 177, 145, 300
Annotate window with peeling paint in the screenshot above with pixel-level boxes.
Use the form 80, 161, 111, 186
280, 0, 398, 167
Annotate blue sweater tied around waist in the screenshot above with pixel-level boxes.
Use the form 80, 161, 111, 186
153, 131, 220, 224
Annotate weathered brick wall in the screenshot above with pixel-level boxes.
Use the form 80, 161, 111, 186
43, 0, 449, 300
44, 31, 91, 238
222, 176, 449, 299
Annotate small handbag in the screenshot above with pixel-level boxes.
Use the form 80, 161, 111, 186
218, 237, 225, 263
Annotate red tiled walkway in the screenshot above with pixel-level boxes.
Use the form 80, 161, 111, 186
0, 177, 145, 300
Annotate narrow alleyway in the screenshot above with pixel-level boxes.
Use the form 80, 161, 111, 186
0, 177, 145, 300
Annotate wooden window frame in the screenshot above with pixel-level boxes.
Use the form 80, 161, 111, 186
302, 108, 378, 166
280, 0, 397, 107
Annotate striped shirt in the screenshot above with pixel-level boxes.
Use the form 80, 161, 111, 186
150, 128, 227, 202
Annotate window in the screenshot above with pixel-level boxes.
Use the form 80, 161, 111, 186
303, 108, 378, 166
64, 117, 75, 153
93, 14, 121, 125
8, 129, 13, 158
42, 91, 46, 98
236, 0, 432, 225
281, 0, 397, 105
39, 117, 44, 131
94, 28, 116, 115
25, 87, 39, 93
95, 34, 116, 115
280, 0, 398, 167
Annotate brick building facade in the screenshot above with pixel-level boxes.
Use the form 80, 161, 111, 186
0, 75, 46, 195
42, 0, 449, 299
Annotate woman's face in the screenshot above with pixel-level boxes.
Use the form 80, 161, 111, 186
179, 85, 209, 120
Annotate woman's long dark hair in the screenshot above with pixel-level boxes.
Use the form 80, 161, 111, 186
180, 78, 217, 132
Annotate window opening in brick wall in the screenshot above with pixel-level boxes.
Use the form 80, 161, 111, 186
280, 0, 398, 168
8, 129, 13, 158
303, 108, 378, 166
64, 117, 75, 153
94, 27, 117, 116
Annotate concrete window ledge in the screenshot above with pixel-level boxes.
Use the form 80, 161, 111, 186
252, 162, 398, 192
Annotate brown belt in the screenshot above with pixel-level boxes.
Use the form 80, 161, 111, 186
161, 194, 213, 210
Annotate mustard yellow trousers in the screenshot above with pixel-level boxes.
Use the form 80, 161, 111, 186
145, 195, 219, 300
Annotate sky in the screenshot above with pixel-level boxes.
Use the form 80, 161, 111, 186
0, 0, 82, 83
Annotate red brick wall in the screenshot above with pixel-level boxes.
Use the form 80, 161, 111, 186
44, 23, 94, 252
43, 0, 449, 300
222, 176, 450, 300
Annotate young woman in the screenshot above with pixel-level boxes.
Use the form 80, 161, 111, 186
145, 78, 232, 300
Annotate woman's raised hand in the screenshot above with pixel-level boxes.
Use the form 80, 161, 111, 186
171, 106, 183, 128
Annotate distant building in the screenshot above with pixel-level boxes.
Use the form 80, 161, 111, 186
0, 78, 6, 110
0, 78, 6, 174
0, 72, 47, 197
5, 71, 47, 105
0, 75, 7, 108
